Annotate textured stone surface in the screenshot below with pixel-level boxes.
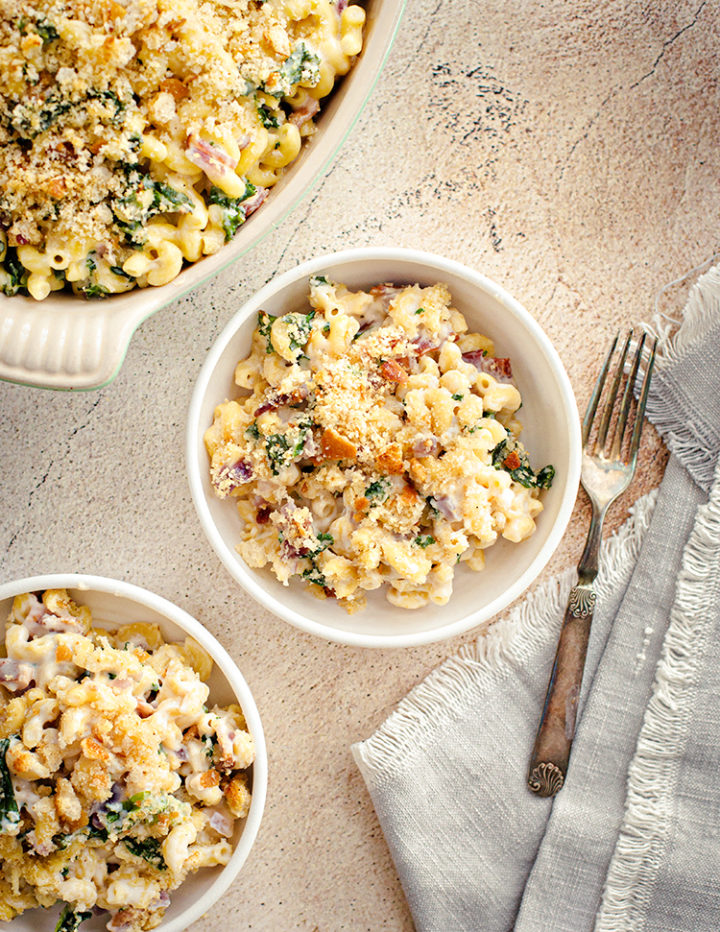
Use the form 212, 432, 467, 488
0, 1, 718, 928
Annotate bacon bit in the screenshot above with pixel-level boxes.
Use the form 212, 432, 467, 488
370, 282, 396, 297
256, 504, 271, 524
462, 351, 513, 383
412, 338, 441, 357
503, 451, 522, 470
159, 77, 190, 101
81, 737, 110, 763
323, 586, 336, 599
321, 427, 357, 461
56, 643, 72, 663
379, 359, 408, 383
46, 177, 66, 198
200, 769, 221, 788
375, 443, 404, 475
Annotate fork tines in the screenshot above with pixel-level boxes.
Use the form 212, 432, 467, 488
582, 331, 657, 463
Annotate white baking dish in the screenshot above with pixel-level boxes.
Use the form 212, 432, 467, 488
0, 1, 405, 391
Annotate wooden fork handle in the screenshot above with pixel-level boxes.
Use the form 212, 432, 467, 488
527, 583, 596, 797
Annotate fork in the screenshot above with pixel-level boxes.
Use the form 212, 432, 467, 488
527, 331, 657, 797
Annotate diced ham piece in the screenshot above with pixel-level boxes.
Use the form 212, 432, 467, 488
430, 495, 460, 521
0, 658, 35, 692
208, 810, 234, 837
254, 384, 309, 417
462, 351, 513, 383
412, 437, 440, 458
242, 187, 268, 218
213, 458, 254, 494
107, 911, 134, 932
185, 133, 238, 182
288, 96, 320, 128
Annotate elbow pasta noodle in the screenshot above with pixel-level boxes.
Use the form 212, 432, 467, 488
0, 590, 254, 932
0, 0, 365, 300
204, 278, 556, 614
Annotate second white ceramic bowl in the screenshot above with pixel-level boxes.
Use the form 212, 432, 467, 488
187, 248, 581, 648
0, 573, 267, 932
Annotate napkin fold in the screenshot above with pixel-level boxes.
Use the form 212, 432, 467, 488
352, 265, 720, 932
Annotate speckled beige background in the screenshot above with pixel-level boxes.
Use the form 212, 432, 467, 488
1, 1, 719, 929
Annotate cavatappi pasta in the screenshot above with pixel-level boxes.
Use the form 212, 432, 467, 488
205, 277, 555, 614
0, 0, 365, 300
0, 590, 254, 932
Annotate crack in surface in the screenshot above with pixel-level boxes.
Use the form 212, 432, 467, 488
631, 1, 706, 88
5, 396, 102, 553
560, 2, 706, 178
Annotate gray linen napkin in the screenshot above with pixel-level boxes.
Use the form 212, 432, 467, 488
352, 265, 720, 932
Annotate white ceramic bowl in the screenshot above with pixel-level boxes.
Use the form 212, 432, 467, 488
187, 248, 582, 648
0, 573, 267, 932
0, 1, 405, 391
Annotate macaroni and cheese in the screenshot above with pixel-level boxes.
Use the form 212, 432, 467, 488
0, 0, 365, 300
205, 277, 555, 613
0, 589, 254, 932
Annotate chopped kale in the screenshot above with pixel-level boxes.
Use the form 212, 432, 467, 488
302, 564, 327, 588
88, 88, 126, 123
112, 176, 192, 245
365, 477, 390, 503
256, 101, 280, 128
425, 496, 440, 517
208, 181, 257, 240
414, 535, 435, 548
149, 179, 192, 213
122, 836, 167, 870
54, 905, 92, 932
452, 393, 464, 401
81, 282, 109, 299
9, 94, 72, 139
86, 823, 108, 841
265, 423, 310, 475
311, 532, 334, 556
202, 734, 218, 760
415, 307, 426, 315
110, 265, 135, 281
1, 248, 28, 296
86, 253, 97, 273
245, 421, 261, 441
284, 310, 315, 351
310, 275, 329, 286
491, 438, 555, 490
0, 737, 20, 828
36, 19, 59, 45
280, 43, 321, 90
258, 310, 277, 353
